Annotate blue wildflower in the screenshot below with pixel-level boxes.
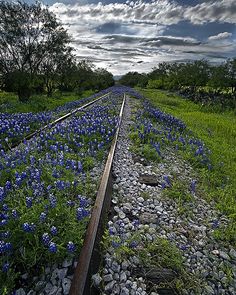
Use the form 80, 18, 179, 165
12, 209, 18, 219
48, 242, 57, 253
26, 197, 33, 208
42, 233, 50, 246
190, 180, 197, 194
2, 262, 10, 273
129, 241, 138, 248
67, 241, 76, 253
40, 212, 47, 222
22, 222, 35, 233
50, 226, 58, 236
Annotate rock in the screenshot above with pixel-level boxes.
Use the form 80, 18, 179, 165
219, 251, 230, 260
27, 291, 36, 295
119, 211, 126, 219
122, 260, 129, 271
15, 289, 26, 295
113, 284, 121, 294
62, 258, 73, 268
121, 287, 130, 295
104, 280, 116, 292
104, 274, 113, 282
137, 197, 144, 203
62, 278, 71, 295
211, 249, 219, 256
92, 273, 102, 286
111, 261, 120, 273
139, 212, 157, 224
120, 271, 127, 282
35, 281, 46, 292
21, 273, 28, 280
123, 203, 132, 213
52, 268, 67, 281
45, 283, 53, 294
49, 286, 59, 295
139, 174, 159, 186
205, 285, 214, 295
229, 248, 236, 259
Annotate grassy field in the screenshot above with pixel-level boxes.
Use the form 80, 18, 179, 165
0, 90, 94, 113
140, 88, 236, 243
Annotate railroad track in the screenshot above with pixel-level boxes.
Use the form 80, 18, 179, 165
70, 94, 126, 295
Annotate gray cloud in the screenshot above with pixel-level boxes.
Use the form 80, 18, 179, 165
208, 31, 232, 40
50, 0, 236, 74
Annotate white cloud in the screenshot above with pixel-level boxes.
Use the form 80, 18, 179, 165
208, 32, 232, 41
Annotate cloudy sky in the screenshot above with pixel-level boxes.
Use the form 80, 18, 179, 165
29, 0, 236, 75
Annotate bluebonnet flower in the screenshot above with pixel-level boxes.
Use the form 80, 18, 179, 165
12, 209, 18, 219
2, 204, 8, 211
163, 175, 171, 187
2, 262, 10, 273
0, 187, 5, 202
0, 240, 5, 253
129, 241, 138, 248
67, 200, 75, 207
42, 233, 50, 246
132, 219, 139, 227
179, 245, 188, 251
190, 180, 197, 194
67, 241, 76, 253
77, 161, 83, 173
76, 207, 89, 221
48, 242, 57, 253
112, 240, 121, 248
22, 222, 35, 233
5, 181, 11, 190
0, 219, 8, 227
26, 197, 33, 208
49, 195, 57, 208
212, 219, 219, 229
40, 212, 47, 222
50, 226, 58, 236
0, 231, 10, 239
76, 208, 83, 221
108, 227, 116, 235
79, 197, 88, 208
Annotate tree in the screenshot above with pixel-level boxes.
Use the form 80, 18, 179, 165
226, 58, 236, 93
119, 72, 148, 87
0, 0, 71, 101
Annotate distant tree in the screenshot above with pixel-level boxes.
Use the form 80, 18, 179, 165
226, 58, 236, 93
208, 64, 229, 93
94, 68, 114, 90
119, 72, 148, 87
0, 1, 71, 101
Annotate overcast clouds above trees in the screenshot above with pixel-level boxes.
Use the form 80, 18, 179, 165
25, 0, 236, 74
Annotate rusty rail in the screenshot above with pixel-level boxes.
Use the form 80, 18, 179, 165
10, 92, 111, 149
70, 93, 126, 295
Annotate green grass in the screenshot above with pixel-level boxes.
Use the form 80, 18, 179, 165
0, 90, 94, 113
139, 88, 236, 243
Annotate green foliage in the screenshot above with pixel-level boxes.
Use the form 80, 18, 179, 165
163, 179, 193, 203
138, 238, 183, 271
119, 72, 148, 88
0, 90, 93, 113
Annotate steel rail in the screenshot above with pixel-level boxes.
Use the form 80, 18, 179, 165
10, 92, 111, 149
70, 93, 126, 295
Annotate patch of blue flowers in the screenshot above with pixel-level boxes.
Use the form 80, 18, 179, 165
0, 86, 136, 291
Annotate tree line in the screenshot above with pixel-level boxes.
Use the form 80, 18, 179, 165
119, 59, 236, 109
0, 1, 114, 102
